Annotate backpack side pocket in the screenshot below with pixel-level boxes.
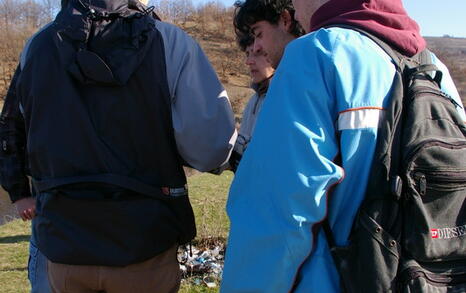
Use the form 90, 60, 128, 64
403, 142, 466, 262
330, 209, 401, 293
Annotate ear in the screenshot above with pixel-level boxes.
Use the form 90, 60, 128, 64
279, 10, 293, 33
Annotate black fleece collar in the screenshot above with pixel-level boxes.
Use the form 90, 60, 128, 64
67, 0, 129, 12
56, 0, 157, 86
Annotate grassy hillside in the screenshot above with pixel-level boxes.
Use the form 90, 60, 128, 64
1, 19, 465, 115
0, 220, 30, 292
426, 37, 466, 102
0, 172, 233, 292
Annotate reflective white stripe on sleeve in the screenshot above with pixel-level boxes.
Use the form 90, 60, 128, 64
338, 107, 384, 130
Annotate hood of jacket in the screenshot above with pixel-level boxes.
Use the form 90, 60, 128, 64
56, 0, 157, 86
310, 0, 426, 56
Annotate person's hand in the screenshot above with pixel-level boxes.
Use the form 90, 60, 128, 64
14, 197, 36, 221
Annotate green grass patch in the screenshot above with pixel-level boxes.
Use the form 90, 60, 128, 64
188, 171, 233, 240
0, 172, 233, 292
0, 220, 30, 293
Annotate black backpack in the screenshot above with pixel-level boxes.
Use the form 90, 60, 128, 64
323, 26, 466, 292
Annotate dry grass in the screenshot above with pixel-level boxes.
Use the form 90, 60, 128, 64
0, 6, 465, 109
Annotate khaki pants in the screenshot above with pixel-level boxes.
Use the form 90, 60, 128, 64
48, 246, 180, 293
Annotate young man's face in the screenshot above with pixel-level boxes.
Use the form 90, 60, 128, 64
245, 45, 275, 84
250, 13, 296, 69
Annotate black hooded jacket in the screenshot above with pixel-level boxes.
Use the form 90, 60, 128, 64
20, 0, 186, 190
0, 0, 236, 266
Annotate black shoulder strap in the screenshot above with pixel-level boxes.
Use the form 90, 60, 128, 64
322, 23, 410, 250
325, 24, 405, 71
320, 23, 437, 258
324, 24, 441, 85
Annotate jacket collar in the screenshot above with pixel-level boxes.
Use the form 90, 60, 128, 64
66, 0, 129, 12
251, 75, 272, 97
56, 0, 156, 86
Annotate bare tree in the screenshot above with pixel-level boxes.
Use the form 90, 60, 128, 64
152, 0, 194, 25
0, 0, 19, 33
21, 0, 43, 30
0, 0, 60, 99
40, 0, 60, 23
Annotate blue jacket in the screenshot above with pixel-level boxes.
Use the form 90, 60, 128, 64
221, 27, 465, 293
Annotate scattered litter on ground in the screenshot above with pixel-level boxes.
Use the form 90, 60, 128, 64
178, 240, 225, 288
203, 276, 217, 288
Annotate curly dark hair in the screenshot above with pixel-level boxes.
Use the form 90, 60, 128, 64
233, 0, 304, 49
237, 31, 255, 52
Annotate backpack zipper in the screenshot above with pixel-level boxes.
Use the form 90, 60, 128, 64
401, 266, 466, 286
409, 86, 463, 109
416, 170, 466, 183
413, 171, 466, 195
404, 141, 466, 172
413, 172, 427, 195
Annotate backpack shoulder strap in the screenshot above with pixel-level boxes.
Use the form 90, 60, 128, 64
321, 23, 434, 265
324, 24, 405, 70
325, 24, 444, 87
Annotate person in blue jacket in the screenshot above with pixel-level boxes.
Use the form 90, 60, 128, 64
221, 0, 466, 292
233, 0, 303, 70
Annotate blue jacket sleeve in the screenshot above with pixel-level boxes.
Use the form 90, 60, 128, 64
222, 28, 397, 293
222, 34, 344, 292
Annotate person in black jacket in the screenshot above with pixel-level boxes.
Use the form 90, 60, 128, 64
0, 0, 236, 292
